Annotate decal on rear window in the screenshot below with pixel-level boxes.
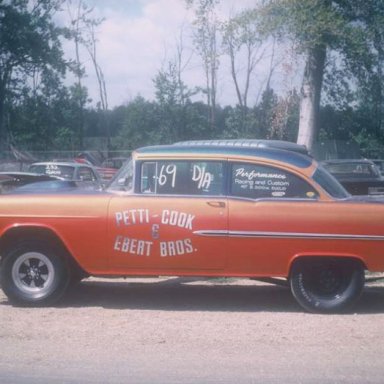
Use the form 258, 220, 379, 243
231, 163, 318, 199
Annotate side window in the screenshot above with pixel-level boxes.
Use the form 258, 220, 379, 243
230, 163, 318, 199
78, 167, 94, 181
140, 161, 224, 196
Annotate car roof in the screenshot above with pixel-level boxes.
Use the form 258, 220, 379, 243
136, 142, 313, 169
322, 159, 375, 165
175, 139, 309, 155
30, 162, 92, 168
0, 172, 60, 181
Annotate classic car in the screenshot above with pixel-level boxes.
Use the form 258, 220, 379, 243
9, 180, 78, 194
1, 140, 384, 313
371, 159, 384, 176
28, 161, 103, 190
321, 159, 384, 195
101, 157, 129, 170
0, 172, 60, 194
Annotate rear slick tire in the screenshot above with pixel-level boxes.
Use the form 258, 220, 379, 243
290, 258, 365, 313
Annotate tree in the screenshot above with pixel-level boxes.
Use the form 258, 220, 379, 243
187, 0, 220, 129
353, 1, 384, 139
221, 9, 264, 111
269, 89, 299, 142
113, 96, 161, 150
0, 0, 69, 150
66, 0, 108, 149
153, 36, 200, 142
153, 61, 186, 142
259, 0, 384, 151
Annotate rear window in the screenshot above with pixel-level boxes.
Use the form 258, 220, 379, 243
29, 164, 75, 180
312, 166, 349, 199
230, 163, 318, 199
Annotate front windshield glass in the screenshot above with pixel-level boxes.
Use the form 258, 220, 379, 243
312, 166, 350, 199
107, 158, 133, 192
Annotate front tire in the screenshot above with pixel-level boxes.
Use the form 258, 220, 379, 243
0, 241, 70, 306
290, 257, 365, 313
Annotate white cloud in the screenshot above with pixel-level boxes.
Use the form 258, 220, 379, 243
63, 0, 295, 108
77, 0, 194, 106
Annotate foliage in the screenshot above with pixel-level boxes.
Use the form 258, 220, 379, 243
0, 0, 69, 148
221, 9, 263, 109
257, 0, 384, 150
2, 0, 384, 161
186, 0, 220, 128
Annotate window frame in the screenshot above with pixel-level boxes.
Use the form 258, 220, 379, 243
228, 161, 320, 201
136, 159, 227, 197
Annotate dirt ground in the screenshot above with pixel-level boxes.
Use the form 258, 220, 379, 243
1, 276, 384, 384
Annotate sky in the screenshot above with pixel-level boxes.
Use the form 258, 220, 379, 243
62, 0, 300, 108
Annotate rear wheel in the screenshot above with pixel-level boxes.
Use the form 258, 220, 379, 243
290, 258, 365, 313
0, 241, 70, 306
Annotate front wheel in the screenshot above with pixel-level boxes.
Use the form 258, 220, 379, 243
0, 241, 70, 306
290, 258, 365, 313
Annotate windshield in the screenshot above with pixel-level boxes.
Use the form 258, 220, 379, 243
107, 158, 133, 192
312, 166, 350, 199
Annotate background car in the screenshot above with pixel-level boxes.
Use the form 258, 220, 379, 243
9, 180, 79, 194
0, 172, 60, 194
101, 157, 128, 170
321, 159, 384, 195
28, 161, 103, 190
371, 159, 384, 176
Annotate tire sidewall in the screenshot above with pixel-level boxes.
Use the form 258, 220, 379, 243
290, 258, 365, 313
1, 241, 70, 306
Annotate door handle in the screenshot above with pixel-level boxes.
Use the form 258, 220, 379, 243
207, 201, 226, 208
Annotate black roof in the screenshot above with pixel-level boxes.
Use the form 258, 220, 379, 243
175, 139, 309, 155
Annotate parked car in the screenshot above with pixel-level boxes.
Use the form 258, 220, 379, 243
321, 159, 384, 196
101, 157, 128, 170
73, 157, 117, 181
0, 172, 60, 194
28, 162, 102, 190
371, 159, 384, 176
10, 180, 78, 194
1, 141, 384, 313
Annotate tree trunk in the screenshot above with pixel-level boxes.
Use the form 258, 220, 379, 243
0, 75, 8, 151
297, 45, 326, 151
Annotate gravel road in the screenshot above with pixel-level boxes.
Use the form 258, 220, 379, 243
1, 276, 384, 384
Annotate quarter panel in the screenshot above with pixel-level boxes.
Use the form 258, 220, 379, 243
227, 199, 384, 275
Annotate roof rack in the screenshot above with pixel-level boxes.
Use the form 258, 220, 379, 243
175, 139, 309, 155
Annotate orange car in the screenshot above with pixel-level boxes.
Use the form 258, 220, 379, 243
1, 140, 383, 313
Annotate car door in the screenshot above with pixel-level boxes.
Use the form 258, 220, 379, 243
227, 161, 320, 275
108, 159, 228, 272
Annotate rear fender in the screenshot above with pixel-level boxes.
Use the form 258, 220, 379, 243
288, 252, 367, 278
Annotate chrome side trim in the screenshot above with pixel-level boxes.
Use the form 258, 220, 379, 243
193, 230, 384, 241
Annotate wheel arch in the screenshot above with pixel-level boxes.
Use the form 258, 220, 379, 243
0, 225, 87, 277
288, 253, 367, 278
